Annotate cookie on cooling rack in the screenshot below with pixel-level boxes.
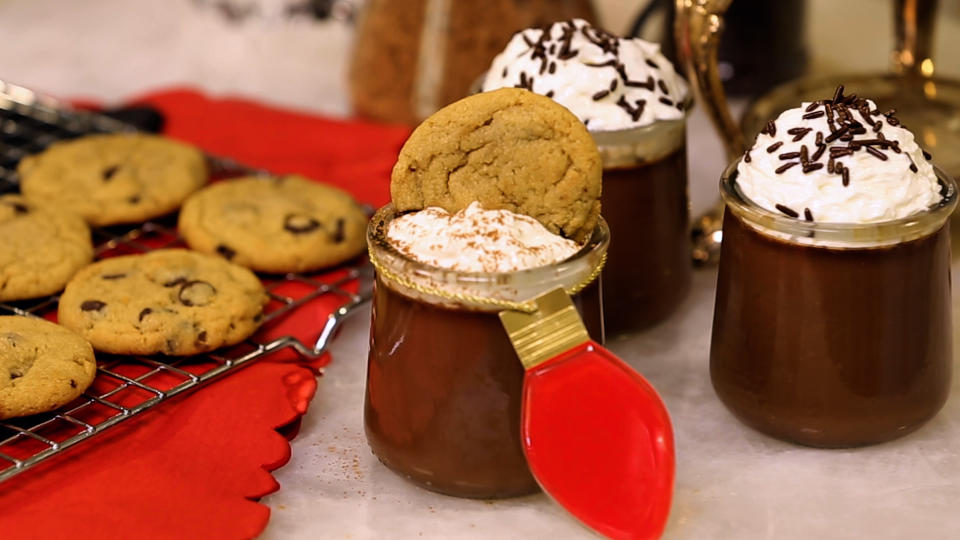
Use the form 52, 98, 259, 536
0, 316, 96, 420
178, 175, 368, 274
0, 195, 93, 302
58, 249, 267, 357
17, 133, 207, 226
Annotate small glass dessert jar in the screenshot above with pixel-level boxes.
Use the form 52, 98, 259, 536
364, 204, 608, 498
592, 117, 691, 336
711, 161, 957, 448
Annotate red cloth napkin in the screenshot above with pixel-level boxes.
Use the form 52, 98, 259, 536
0, 90, 410, 539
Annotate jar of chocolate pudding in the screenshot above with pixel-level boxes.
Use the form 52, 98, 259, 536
592, 118, 690, 335
711, 161, 957, 448
481, 19, 693, 336
364, 204, 607, 498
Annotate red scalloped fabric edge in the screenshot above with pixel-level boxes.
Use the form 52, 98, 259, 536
0, 90, 410, 539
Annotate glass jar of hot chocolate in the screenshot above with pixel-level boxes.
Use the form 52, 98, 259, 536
711, 89, 957, 447
481, 18, 692, 336
364, 204, 608, 498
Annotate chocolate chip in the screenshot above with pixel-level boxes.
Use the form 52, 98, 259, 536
194, 330, 208, 348
253, 312, 263, 323
178, 280, 217, 307
6, 201, 29, 215
163, 277, 188, 288
102, 165, 119, 181
101, 273, 126, 280
165, 339, 178, 354
128, 195, 141, 204
330, 218, 345, 244
70, 379, 77, 388
284, 213, 320, 234
81, 300, 107, 312
138, 308, 153, 322
216, 244, 237, 260
9, 370, 22, 380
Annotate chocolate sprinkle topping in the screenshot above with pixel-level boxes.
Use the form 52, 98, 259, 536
776, 162, 798, 174
804, 208, 814, 221
775, 204, 799, 218
766, 141, 784, 153
592, 89, 610, 101
802, 111, 825, 120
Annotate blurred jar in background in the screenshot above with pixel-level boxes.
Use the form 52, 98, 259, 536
349, 0, 596, 125
632, 0, 808, 98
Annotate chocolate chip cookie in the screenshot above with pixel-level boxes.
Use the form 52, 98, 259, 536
390, 88, 602, 243
18, 133, 207, 226
58, 249, 267, 356
0, 316, 96, 420
0, 195, 93, 302
178, 175, 367, 274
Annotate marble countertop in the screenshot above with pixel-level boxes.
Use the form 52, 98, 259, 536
2, 1, 959, 537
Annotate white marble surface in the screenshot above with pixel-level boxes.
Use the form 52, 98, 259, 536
2, 1, 960, 537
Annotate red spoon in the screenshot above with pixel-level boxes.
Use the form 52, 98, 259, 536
501, 288, 675, 540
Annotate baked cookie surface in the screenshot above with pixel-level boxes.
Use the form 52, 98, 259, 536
0, 195, 93, 302
178, 175, 367, 273
58, 249, 267, 356
0, 316, 96, 420
390, 88, 602, 243
18, 133, 207, 226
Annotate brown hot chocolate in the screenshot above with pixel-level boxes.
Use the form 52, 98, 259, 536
601, 143, 690, 335
365, 278, 602, 498
711, 211, 952, 447
364, 204, 608, 498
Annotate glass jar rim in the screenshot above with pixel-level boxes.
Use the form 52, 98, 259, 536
719, 159, 958, 247
367, 204, 609, 311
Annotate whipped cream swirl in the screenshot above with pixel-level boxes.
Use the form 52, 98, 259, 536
387, 203, 579, 273
736, 88, 941, 223
481, 18, 689, 131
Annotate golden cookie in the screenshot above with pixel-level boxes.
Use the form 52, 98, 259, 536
390, 88, 602, 243
178, 175, 367, 274
18, 133, 207, 226
0, 316, 96, 420
58, 249, 267, 356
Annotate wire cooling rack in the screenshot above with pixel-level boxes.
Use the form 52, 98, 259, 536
0, 80, 372, 483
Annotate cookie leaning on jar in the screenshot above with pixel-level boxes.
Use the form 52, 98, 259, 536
481, 18, 692, 336
365, 87, 608, 498
711, 86, 955, 447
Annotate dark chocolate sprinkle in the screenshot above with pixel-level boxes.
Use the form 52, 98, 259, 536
923, 150, 932, 160
811, 143, 826, 162
805, 101, 820, 112
779, 152, 801, 160
804, 208, 814, 221
546, 90, 555, 98
658, 97, 673, 106
908, 156, 918, 173
865, 146, 888, 161
775, 162, 798, 174
609, 79, 618, 92
802, 111, 825, 120
657, 79, 669, 94
81, 300, 106, 312
645, 59, 659, 68
775, 204, 799, 218
766, 141, 784, 153
592, 89, 610, 101
841, 166, 850, 186
803, 163, 824, 173
744, 151, 752, 163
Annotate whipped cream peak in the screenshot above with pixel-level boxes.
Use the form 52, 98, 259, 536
736, 87, 942, 224
481, 18, 689, 131
386, 203, 579, 273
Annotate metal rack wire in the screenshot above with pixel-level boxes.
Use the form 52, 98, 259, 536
0, 80, 372, 483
